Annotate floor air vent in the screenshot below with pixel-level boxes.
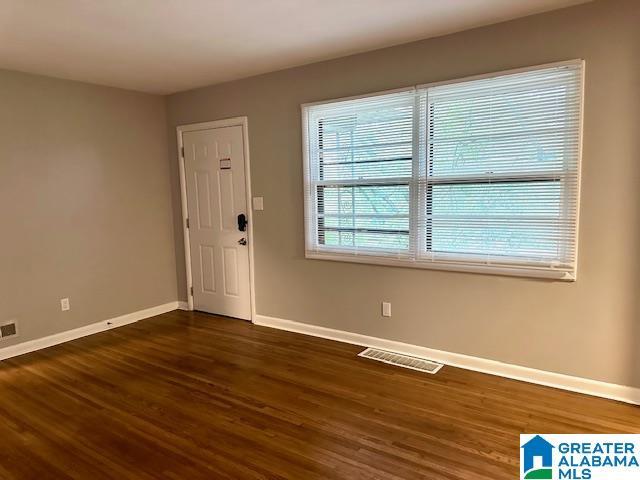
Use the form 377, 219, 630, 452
358, 348, 443, 374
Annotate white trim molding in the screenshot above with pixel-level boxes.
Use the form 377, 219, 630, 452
254, 314, 640, 405
177, 301, 191, 311
0, 302, 180, 361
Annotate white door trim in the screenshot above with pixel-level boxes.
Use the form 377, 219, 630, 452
176, 117, 256, 321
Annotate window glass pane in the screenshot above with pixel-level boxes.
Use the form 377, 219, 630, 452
321, 157, 412, 180
318, 105, 413, 181
429, 82, 579, 177
318, 184, 409, 251
323, 230, 409, 251
430, 182, 566, 259
320, 185, 409, 216
323, 216, 409, 231
429, 130, 576, 177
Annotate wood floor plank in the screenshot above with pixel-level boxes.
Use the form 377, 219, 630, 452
0, 310, 638, 479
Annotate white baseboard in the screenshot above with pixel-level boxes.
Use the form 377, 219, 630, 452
0, 301, 180, 361
177, 301, 190, 311
254, 314, 640, 406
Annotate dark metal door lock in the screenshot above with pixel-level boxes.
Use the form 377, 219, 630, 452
238, 237, 247, 246
237, 213, 247, 232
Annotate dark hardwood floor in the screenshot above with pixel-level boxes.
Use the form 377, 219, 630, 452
0, 310, 637, 479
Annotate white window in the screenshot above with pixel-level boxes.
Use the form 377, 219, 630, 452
302, 61, 583, 280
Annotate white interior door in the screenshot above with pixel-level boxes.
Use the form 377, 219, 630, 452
183, 125, 251, 320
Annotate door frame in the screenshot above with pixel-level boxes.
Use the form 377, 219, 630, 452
176, 117, 256, 321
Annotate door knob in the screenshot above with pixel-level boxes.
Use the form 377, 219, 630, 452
238, 237, 247, 246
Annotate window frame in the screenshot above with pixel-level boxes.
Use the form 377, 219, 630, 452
307, 89, 417, 257
301, 60, 584, 281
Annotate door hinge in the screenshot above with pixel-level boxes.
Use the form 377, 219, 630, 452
190, 286, 194, 296
181, 146, 185, 158
186, 218, 190, 229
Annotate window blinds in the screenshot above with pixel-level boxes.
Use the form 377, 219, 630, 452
302, 61, 583, 280
304, 90, 416, 256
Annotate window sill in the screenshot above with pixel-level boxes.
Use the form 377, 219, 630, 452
305, 251, 576, 281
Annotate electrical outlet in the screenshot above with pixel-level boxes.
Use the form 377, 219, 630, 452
382, 302, 391, 317
60, 298, 70, 311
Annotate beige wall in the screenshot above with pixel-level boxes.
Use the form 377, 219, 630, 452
0, 69, 178, 346
167, 0, 640, 388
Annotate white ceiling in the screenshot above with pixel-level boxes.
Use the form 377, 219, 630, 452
0, 0, 590, 95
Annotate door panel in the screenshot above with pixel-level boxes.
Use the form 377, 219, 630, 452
222, 247, 239, 296
218, 170, 235, 231
183, 125, 251, 320
200, 245, 216, 293
195, 171, 213, 228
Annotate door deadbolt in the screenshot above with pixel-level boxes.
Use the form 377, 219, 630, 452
238, 237, 247, 246
237, 213, 247, 232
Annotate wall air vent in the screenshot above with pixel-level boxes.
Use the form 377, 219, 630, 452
0, 321, 18, 339
358, 348, 443, 374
